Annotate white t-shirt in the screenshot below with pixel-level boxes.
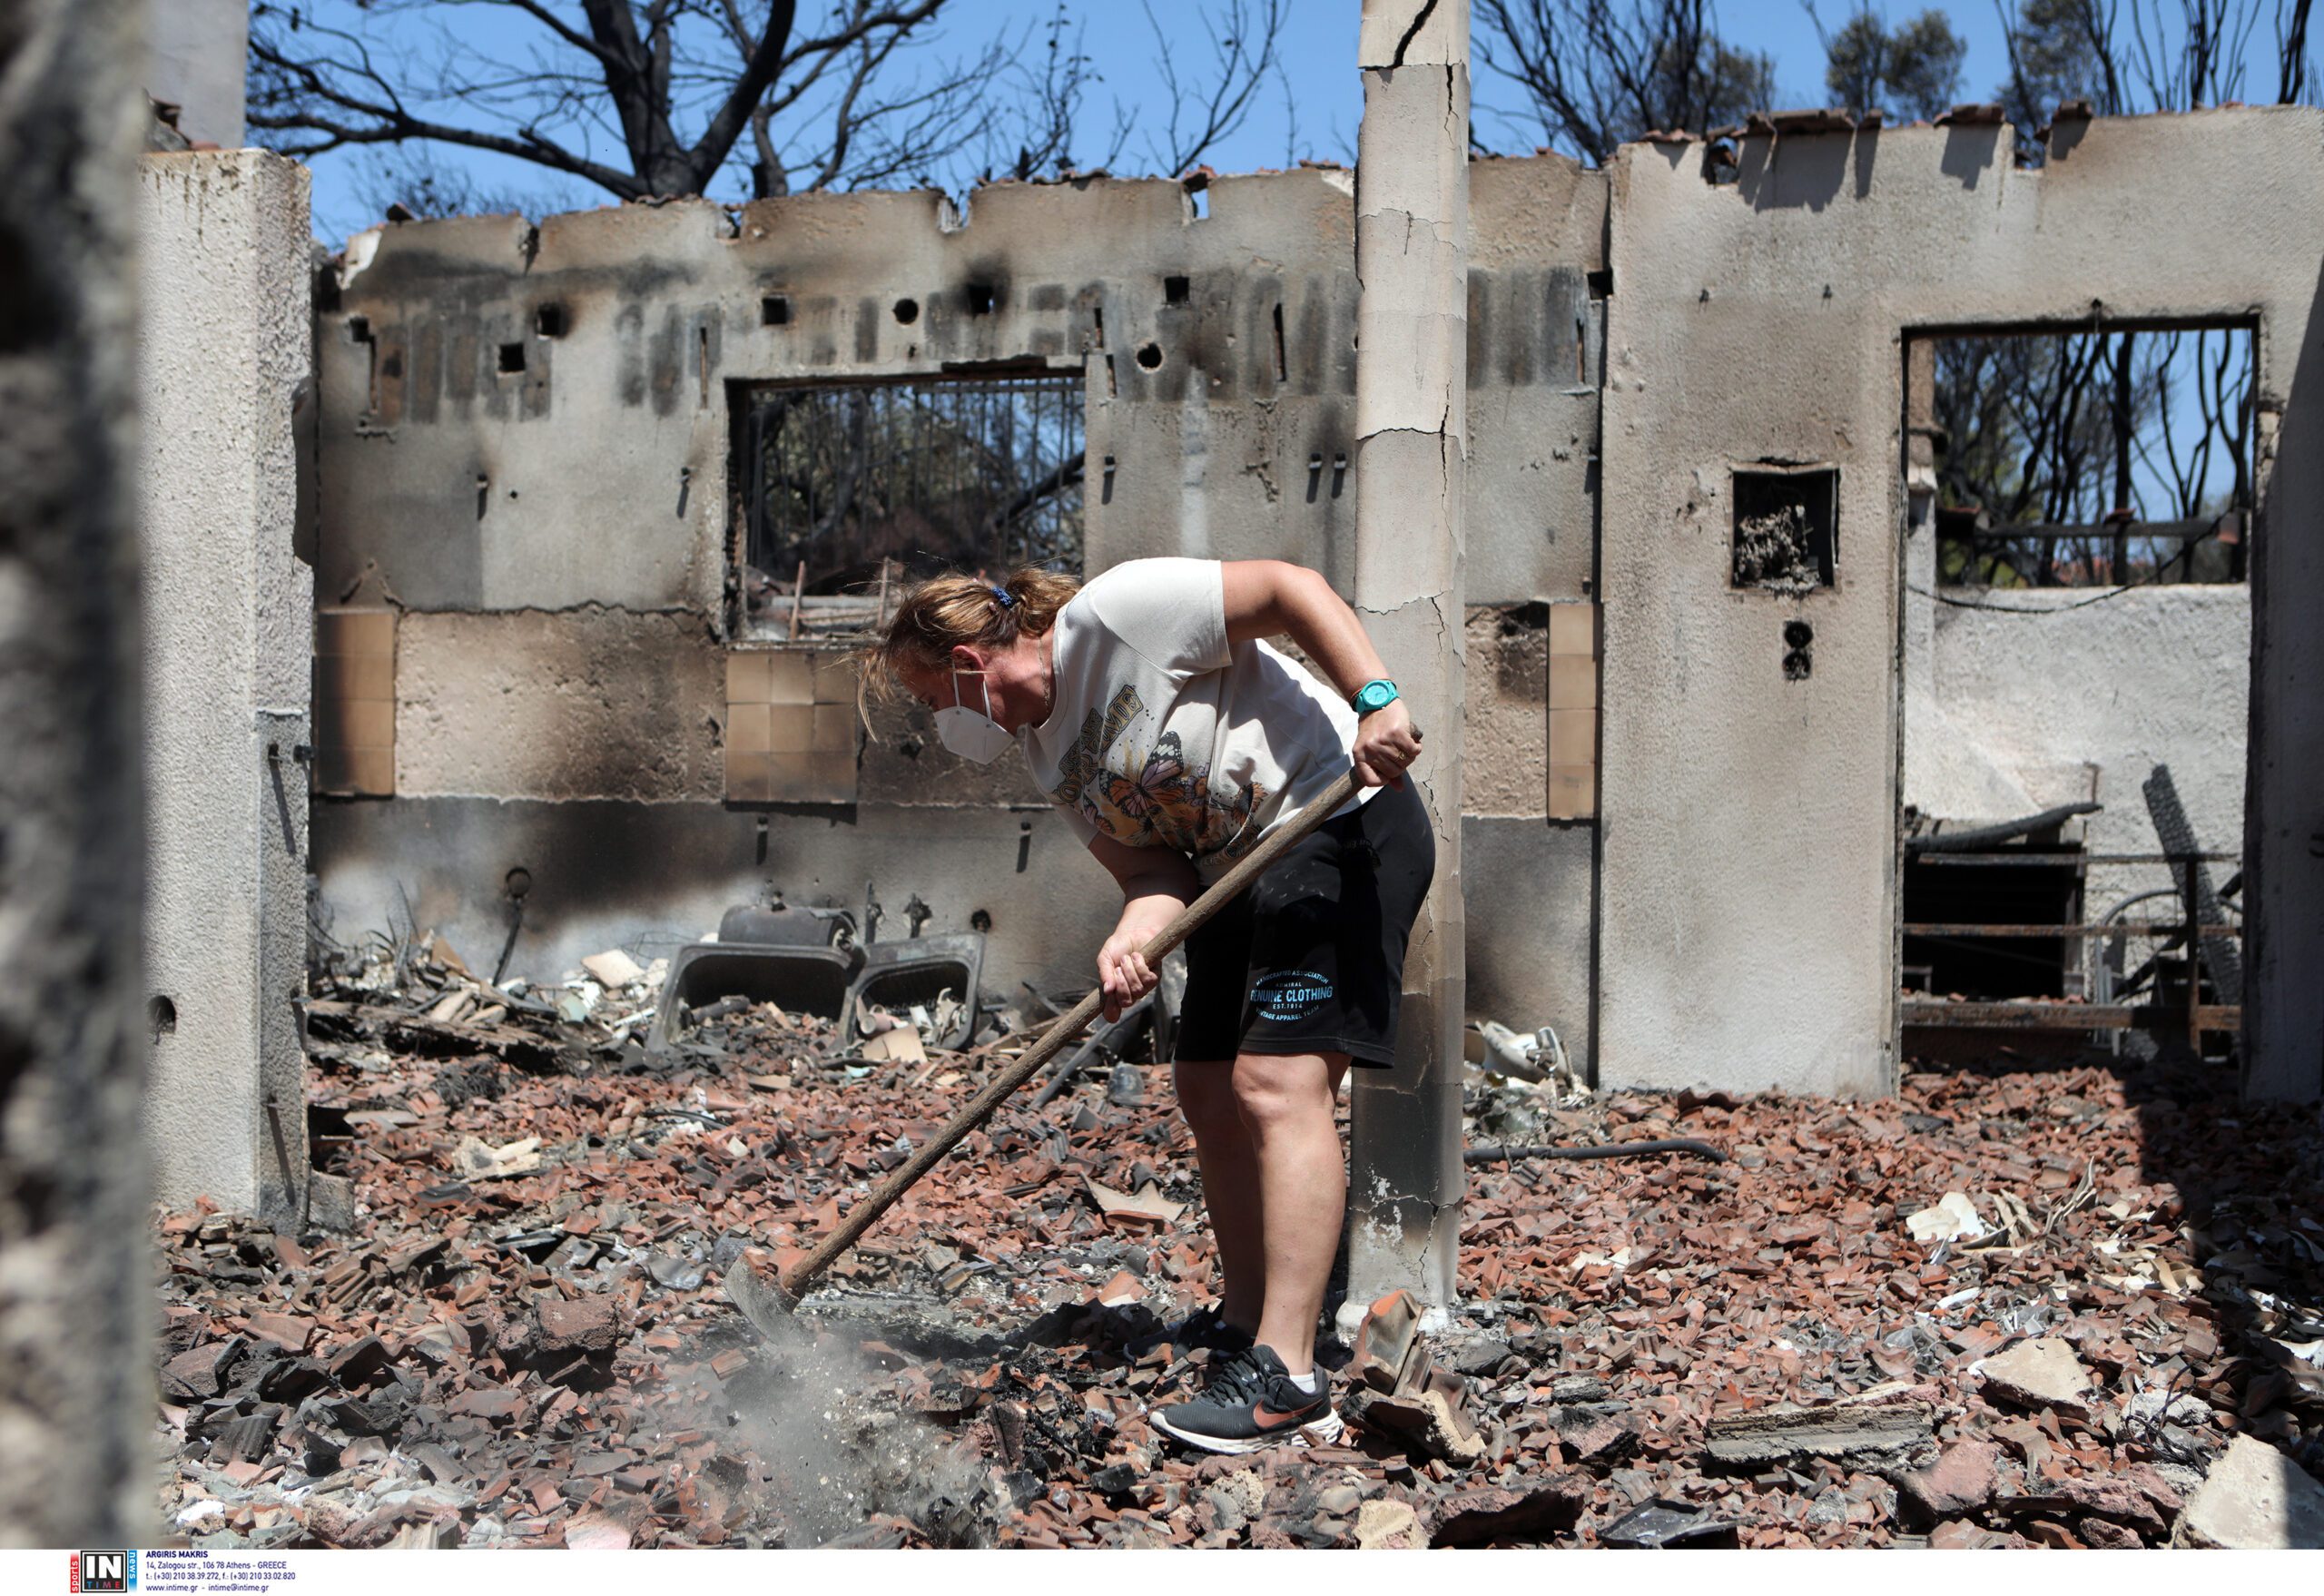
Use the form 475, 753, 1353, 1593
1022, 558, 1369, 882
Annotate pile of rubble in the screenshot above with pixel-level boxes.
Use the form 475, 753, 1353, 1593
148, 941, 2324, 1548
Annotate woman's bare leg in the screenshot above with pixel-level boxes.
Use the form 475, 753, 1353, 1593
1231, 1049, 1350, 1375
1173, 1059, 1265, 1331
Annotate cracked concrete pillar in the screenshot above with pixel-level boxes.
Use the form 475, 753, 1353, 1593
1343, 0, 1469, 1332
140, 147, 314, 1226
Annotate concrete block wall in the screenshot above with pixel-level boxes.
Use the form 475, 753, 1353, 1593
302, 109, 2323, 1100
1595, 108, 2324, 1098
139, 150, 315, 1215
310, 162, 1604, 1034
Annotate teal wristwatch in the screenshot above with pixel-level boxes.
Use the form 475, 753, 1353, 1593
1351, 679, 1399, 714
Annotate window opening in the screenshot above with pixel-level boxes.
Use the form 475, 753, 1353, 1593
1731, 467, 1837, 592
1929, 325, 2253, 586
735, 374, 1086, 641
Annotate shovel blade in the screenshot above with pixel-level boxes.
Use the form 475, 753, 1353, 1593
724, 1266, 809, 1348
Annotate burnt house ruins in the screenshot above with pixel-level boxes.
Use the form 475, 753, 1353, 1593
139, 105, 2324, 1225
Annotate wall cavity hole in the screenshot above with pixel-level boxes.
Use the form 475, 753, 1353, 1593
892, 297, 920, 325
965, 283, 998, 316
1164, 274, 1190, 306
1731, 467, 1838, 593
534, 303, 568, 338
969, 908, 993, 932
1136, 341, 1164, 370
497, 342, 526, 374
762, 295, 792, 327
148, 995, 176, 1039
346, 315, 372, 343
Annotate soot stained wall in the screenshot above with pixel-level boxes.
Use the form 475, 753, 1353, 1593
312, 161, 1604, 1019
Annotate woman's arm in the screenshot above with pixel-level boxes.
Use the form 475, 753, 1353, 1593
1220, 560, 1424, 789
1085, 832, 1201, 1022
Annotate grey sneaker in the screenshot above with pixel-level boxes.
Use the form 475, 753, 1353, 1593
1148, 1345, 1344, 1454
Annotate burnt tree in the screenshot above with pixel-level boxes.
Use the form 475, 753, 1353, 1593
251, 1, 1292, 208
1474, 0, 1774, 162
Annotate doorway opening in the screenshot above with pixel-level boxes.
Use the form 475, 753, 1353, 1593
1897, 324, 2253, 1064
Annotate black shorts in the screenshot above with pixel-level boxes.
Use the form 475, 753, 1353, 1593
1173, 777, 1435, 1068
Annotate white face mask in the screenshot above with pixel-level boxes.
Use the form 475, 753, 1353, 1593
933, 670, 1017, 764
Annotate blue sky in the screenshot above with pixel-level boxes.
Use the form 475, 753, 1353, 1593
290, 2, 2022, 245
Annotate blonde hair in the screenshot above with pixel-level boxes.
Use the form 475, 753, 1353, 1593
862, 566, 1081, 691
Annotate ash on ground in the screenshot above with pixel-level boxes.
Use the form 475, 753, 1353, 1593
151, 939, 2324, 1548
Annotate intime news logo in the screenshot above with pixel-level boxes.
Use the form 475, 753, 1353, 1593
70, 1551, 136, 1592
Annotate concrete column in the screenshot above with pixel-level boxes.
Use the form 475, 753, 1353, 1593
0, 0, 154, 1545
1343, 0, 1469, 1331
2246, 306, 2324, 1101
143, 0, 248, 147
138, 150, 315, 1222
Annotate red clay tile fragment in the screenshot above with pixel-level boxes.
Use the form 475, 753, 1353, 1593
536, 1294, 619, 1355
562, 1510, 633, 1550
1426, 1478, 1589, 1546
1898, 1439, 2000, 1517
1927, 1520, 2011, 1549
246, 1312, 314, 1353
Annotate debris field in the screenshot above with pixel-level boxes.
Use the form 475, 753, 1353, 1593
149, 946, 2324, 1549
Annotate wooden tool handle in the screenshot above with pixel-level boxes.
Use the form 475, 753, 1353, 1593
777, 766, 1367, 1302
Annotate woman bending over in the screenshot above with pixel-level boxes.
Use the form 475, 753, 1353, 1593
867, 557, 1430, 1453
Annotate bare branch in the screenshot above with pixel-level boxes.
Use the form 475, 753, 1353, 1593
1476, 0, 1772, 164
251, 1, 977, 202
498, 0, 625, 65
1142, 0, 1289, 176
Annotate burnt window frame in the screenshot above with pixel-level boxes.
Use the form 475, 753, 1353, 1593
726, 369, 1088, 642
1905, 316, 2261, 590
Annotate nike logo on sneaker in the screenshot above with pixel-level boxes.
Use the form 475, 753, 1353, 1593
1252, 1402, 1315, 1428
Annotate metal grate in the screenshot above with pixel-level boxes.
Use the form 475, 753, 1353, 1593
740, 377, 1086, 606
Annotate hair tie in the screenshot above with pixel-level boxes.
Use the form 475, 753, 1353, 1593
991, 586, 1018, 608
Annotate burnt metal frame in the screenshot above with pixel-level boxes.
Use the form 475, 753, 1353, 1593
1896, 867, 2242, 1039
733, 371, 1087, 614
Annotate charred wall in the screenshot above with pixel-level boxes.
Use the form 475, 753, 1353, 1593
312, 160, 1605, 1019
307, 113, 2324, 1098
1595, 107, 2324, 1098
